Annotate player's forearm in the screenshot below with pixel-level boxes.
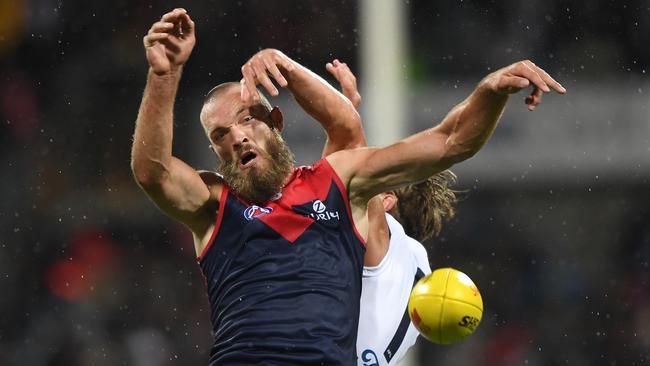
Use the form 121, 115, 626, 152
347, 82, 508, 200
437, 79, 509, 164
131, 68, 182, 185
285, 61, 366, 150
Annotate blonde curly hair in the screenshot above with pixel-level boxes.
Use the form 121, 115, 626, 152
389, 170, 459, 242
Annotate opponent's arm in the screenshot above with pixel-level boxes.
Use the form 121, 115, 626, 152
131, 9, 215, 234
321, 59, 364, 156
324, 59, 392, 265
240, 49, 366, 154
329, 60, 566, 206
325, 59, 361, 110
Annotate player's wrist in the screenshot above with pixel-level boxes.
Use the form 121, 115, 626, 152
149, 65, 183, 78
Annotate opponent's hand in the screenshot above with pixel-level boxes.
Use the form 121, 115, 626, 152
240, 49, 296, 103
326, 59, 361, 109
483, 60, 566, 111
143, 8, 196, 75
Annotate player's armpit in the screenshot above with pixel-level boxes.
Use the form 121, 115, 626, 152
133, 156, 220, 235
327, 127, 453, 207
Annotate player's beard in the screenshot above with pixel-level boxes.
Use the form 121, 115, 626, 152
219, 130, 294, 205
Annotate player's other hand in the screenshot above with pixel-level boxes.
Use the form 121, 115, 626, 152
143, 8, 196, 75
240, 49, 296, 103
483, 60, 566, 111
326, 59, 361, 109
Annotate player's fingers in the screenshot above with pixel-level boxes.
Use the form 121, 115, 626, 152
326, 62, 342, 80
160, 36, 181, 53
263, 58, 288, 88
240, 79, 250, 102
528, 63, 566, 94
338, 64, 356, 84
161, 8, 187, 22
160, 9, 176, 21
275, 54, 295, 73
525, 86, 543, 111
498, 75, 530, 94
251, 61, 278, 96
240, 64, 259, 102
148, 21, 174, 35
143, 33, 169, 47
179, 12, 195, 35
515, 61, 550, 93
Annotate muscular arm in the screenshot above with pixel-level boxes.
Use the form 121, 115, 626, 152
132, 70, 213, 231
286, 61, 366, 155
320, 59, 389, 266
320, 59, 364, 157
328, 60, 566, 213
240, 50, 366, 155
131, 9, 215, 236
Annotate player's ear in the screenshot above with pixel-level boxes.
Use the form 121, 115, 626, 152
381, 192, 398, 212
208, 144, 223, 162
270, 106, 284, 132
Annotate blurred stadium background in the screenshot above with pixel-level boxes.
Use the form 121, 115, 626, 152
1, 1, 648, 365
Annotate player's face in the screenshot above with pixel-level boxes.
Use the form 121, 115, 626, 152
203, 90, 276, 171
201, 88, 294, 203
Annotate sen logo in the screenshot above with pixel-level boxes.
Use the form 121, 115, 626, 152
458, 315, 480, 331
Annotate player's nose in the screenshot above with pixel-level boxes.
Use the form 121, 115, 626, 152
230, 126, 249, 148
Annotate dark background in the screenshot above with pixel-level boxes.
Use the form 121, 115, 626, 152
1, 1, 648, 365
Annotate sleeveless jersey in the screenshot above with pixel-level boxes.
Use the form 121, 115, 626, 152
198, 158, 366, 365
356, 213, 432, 366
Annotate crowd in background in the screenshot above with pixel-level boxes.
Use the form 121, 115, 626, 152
0, 1, 648, 365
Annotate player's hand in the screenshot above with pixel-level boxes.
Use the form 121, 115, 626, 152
143, 8, 196, 75
240, 49, 296, 103
483, 60, 566, 111
326, 59, 361, 109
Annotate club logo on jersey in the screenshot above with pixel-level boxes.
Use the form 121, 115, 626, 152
309, 200, 339, 221
312, 199, 326, 213
243, 205, 273, 221
360, 349, 379, 366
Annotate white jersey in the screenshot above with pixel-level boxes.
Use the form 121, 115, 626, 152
357, 213, 432, 366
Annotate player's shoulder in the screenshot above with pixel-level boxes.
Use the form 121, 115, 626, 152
197, 170, 225, 203
325, 147, 375, 178
385, 213, 431, 271
294, 158, 342, 183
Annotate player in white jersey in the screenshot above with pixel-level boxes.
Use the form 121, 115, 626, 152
321, 60, 458, 365
357, 211, 431, 365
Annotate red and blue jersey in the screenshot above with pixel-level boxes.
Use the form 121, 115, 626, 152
198, 158, 366, 365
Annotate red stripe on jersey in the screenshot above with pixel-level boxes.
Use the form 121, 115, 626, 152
321, 159, 366, 246
258, 203, 314, 243
197, 185, 229, 262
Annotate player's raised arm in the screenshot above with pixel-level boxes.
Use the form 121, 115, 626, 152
240, 49, 366, 154
330, 60, 566, 206
131, 9, 215, 235
325, 59, 361, 109
321, 59, 364, 156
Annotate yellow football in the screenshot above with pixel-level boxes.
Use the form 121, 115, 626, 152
408, 267, 483, 344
